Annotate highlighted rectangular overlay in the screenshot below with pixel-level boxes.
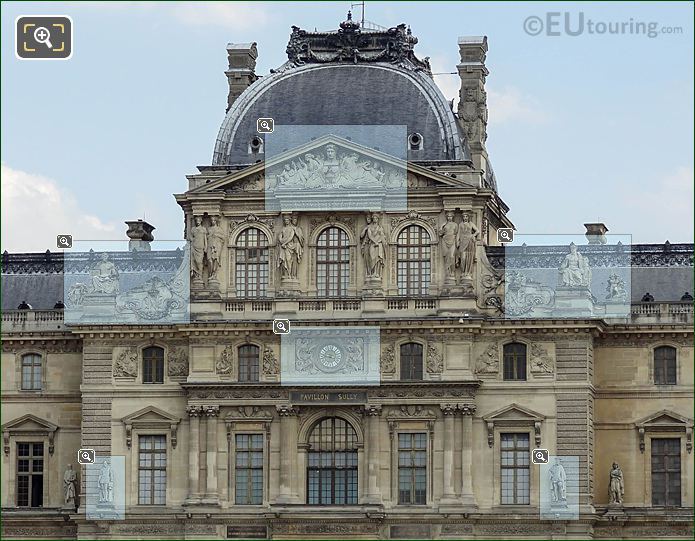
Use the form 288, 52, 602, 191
64, 241, 189, 324
503, 234, 632, 319
86, 456, 125, 520
281, 326, 381, 386
540, 455, 580, 520
264, 125, 407, 212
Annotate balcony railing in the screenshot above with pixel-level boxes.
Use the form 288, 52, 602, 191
630, 302, 693, 322
1, 309, 65, 331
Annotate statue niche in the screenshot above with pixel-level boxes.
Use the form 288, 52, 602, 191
189, 214, 225, 293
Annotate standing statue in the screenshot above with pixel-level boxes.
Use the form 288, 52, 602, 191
440, 211, 458, 280
360, 213, 386, 279
457, 213, 479, 278
98, 459, 114, 504
206, 216, 226, 281
559, 243, 592, 287
277, 215, 303, 279
63, 464, 77, 506
90, 253, 119, 294
190, 216, 207, 283
549, 458, 567, 504
608, 462, 624, 505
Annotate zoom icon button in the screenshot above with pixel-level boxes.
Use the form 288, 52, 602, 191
77, 448, 95, 465
532, 448, 549, 464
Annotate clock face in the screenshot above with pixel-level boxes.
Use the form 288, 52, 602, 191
318, 344, 342, 369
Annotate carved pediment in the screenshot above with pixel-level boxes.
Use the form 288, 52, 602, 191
2, 414, 58, 455
187, 135, 466, 197
483, 403, 545, 423
636, 410, 692, 429
121, 406, 181, 448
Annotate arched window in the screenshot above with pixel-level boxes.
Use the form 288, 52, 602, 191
235, 228, 269, 298
143, 346, 164, 384
397, 225, 431, 295
238, 344, 260, 382
503, 343, 527, 381
400, 342, 423, 381
654, 346, 677, 385
307, 417, 358, 505
317, 227, 349, 297
20, 353, 42, 390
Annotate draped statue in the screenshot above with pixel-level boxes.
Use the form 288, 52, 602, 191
360, 213, 386, 279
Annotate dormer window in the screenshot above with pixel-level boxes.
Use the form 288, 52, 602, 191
408, 132, 424, 151
248, 136, 264, 155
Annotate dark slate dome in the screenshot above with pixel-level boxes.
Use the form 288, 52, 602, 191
213, 17, 468, 166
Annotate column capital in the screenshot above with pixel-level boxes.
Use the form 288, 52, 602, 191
440, 403, 458, 416
203, 405, 220, 417
364, 404, 382, 416
458, 403, 477, 416
186, 405, 203, 417
276, 405, 299, 417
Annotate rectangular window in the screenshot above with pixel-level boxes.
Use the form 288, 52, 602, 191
398, 432, 427, 504
500, 433, 530, 505
21, 354, 42, 390
138, 435, 166, 505
142, 347, 164, 384
235, 434, 264, 504
651, 438, 681, 506
17, 442, 44, 507
654, 347, 677, 385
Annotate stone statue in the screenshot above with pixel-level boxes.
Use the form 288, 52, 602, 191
277, 215, 303, 280
360, 213, 386, 279
606, 273, 627, 301
63, 464, 77, 506
190, 216, 207, 283
98, 459, 114, 503
549, 458, 567, 504
90, 253, 119, 294
609, 462, 624, 505
206, 216, 225, 281
457, 213, 479, 278
559, 243, 592, 287
440, 211, 458, 279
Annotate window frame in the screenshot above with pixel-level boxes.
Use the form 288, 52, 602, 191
397, 432, 428, 505
234, 433, 265, 505
137, 434, 167, 506
16, 441, 44, 508
399, 342, 424, 381
503, 342, 527, 381
235, 227, 270, 298
650, 437, 682, 507
653, 346, 677, 386
238, 344, 260, 383
306, 416, 359, 506
19, 353, 43, 391
499, 432, 531, 505
316, 227, 350, 298
142, 346, 165, 384
396, 225, 431, 296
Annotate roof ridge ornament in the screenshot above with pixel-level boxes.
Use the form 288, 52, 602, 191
285, 18, 431, 73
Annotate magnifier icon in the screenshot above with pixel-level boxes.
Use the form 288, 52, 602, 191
58, 236, 69, 247
34, 27, 53, 49
276, 321, 286, 332
260, 120, 270, 130
500, 230, 511, 241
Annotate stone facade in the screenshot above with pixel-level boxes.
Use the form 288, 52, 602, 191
1, 14, 693, 541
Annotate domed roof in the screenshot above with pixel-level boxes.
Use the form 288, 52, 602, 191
213, 17, 469, 166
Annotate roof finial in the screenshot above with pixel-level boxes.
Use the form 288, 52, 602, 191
347, 10, 352, 21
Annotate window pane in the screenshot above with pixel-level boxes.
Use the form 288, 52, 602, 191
398, 432, 427, 504
138, 435, 166, 505
500, 433, 530, 505
307, 417, 358, 504
143, 347, 164, 384
236, 228, 269, 298
238, 345, 260, 382
396, 226, 431, 295
503, 343, 527, 381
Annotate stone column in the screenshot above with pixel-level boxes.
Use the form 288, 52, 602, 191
364, 405, 382, 504
185, 405, 202, 504
459, 403, 477, 507
276, 405, 299, 504
440, 404, 459, 504
203, 405, 220, 505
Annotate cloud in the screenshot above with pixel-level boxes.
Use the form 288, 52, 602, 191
171, 2, 270, 29
428, 54, 460, 106
75, 1, 270, 30
487, 86, 550, 126
621, 166, 694, 243
1, 164, 118, 253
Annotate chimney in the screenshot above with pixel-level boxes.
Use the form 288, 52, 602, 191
226, 43, 258, 112
125, 219, 155, 252
457, 36, 489, 172
584, 223, 609, 245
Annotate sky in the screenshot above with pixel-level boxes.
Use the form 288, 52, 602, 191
2, 1, 693, 252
